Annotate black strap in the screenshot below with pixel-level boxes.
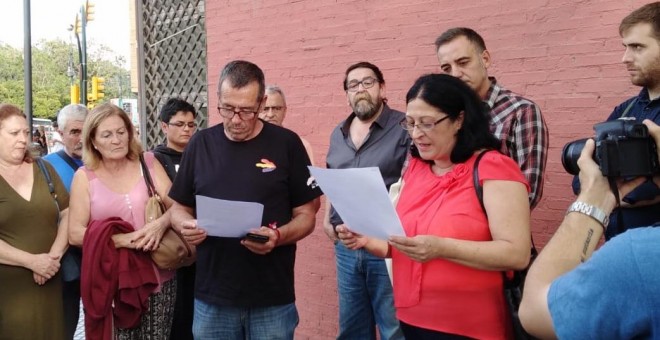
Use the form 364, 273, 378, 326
56, 149, 81, 171
36, 158, 61, 221
620, 98, 637, 118
472, 150, 538, 287
36, 158, 56, 198
472, 150, 490, 214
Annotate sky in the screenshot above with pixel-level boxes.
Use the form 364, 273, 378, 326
1, 0, 131, 65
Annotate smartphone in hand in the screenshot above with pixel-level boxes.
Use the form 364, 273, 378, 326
245, 232, 269, 244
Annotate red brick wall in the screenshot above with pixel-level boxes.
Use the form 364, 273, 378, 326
205, 1, 649, 337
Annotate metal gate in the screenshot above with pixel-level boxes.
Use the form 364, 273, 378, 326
136, 0, 208, 149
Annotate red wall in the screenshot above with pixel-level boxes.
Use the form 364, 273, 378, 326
205, 1, 649, 338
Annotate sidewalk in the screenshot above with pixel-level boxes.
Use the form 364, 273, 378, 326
73, 302, 85, 340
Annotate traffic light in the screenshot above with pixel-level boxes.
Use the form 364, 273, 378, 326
74, 14, 81, 34
85, 1, 95, 22
70, 84, 80, 104
91, 76, 105, 101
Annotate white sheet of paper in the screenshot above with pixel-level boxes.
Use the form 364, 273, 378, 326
195, 195, 264, 238
309, 166, 405, 240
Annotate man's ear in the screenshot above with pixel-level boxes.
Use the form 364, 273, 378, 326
379, 82, 387, 102
481, 49, 492, 69
160, 121, 169, 134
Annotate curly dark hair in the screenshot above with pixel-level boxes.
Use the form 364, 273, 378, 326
406, 74, 500, 164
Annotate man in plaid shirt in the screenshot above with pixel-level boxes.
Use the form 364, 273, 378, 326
435, 27, 549, 209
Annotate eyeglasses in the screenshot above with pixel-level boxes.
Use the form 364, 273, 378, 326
262, 106, 285, 113
346, 77, 378, 92
168, 121, 197, 129
217, 106, 259, 120
400, 116, 451, 132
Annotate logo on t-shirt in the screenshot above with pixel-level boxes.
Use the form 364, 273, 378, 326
256, 159, 276, 172
307, 176, 318, 189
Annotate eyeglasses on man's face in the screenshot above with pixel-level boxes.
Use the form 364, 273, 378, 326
346, 77, 378, 92
217, 106, 259, 120
262, 106, 285, 113
400, 115, 451, 132
168, 121, 197, 129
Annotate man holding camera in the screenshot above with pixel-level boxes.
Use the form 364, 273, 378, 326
572, 2, 660, 239
520, 118, 660, 338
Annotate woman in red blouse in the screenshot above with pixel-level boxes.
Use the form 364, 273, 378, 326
338, 74, 531, 339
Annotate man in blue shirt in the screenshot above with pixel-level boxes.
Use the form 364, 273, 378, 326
43, 103, 88, 340
572, 2, 660, 239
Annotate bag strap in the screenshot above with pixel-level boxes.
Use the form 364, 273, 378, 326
56, 149, 81, 171
139, 153, 157, 198
36, 158, 61, 222
472, 150, 538, 286
36, 158, 56, 200
472, 150, 490, 214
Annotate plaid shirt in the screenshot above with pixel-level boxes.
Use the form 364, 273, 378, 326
484, 77, 548, 209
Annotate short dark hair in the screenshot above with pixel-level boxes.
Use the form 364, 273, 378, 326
406, 74, 500, 164
619, 2, 660, 40
343, 61, 385, 91
159, 98, 197, 123
217, 60, 265, 102
434, 27, 487, 53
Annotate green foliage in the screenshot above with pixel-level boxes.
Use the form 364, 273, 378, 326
0, 39, 131, 120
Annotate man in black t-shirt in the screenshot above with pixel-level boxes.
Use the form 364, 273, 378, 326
169, 60, 321, 339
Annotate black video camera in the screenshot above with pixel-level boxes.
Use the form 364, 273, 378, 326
562, 118, 660, 177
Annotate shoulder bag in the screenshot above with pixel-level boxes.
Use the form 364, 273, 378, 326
473, 150, 538, 340
139, 153, 196, 270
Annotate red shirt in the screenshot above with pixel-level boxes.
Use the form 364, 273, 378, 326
393, 152, 528, 339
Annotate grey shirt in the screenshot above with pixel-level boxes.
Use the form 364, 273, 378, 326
326, 104, 411, 226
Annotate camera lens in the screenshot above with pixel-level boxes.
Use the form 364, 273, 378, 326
561, 138, 588, 175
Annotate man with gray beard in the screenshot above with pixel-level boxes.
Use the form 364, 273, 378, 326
324, 62, 409, 340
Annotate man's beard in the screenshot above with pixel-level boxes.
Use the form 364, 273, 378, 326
630, 55, 660, 89
352, 95, 383, 121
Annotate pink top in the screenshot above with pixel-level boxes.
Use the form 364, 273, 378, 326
393, 152, 529, 339
83, 152, 174, 283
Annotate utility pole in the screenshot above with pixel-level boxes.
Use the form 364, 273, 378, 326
71, 1, 95, 106
23, 0, 33, 131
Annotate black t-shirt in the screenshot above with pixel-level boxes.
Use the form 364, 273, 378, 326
152, 144, 182, 182
169, 122, 321, 307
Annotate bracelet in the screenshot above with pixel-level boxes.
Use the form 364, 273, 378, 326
268, 222, 280, 245
566, 201, 609, 230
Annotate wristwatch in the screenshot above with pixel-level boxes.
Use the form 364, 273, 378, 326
566, 201, 609, 229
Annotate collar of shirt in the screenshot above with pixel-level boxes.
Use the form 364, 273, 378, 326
339, 103, 393, 136
636, 87, 658, 104
484, 76, 500, 109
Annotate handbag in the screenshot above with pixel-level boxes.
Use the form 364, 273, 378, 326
473, 150, 538, 340
139, 153, 196, 270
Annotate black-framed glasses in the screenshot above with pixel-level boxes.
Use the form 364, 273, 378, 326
168, 121, 197, 129
400, 116, 451, 132
262, 106, 285, 113
346, 77, 378, 92
217, 106, 259, 120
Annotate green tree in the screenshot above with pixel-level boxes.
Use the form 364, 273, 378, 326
0, 39, 131, 120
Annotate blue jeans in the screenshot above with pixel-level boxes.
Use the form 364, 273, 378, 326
334, 242, 403, 340
192, 299, 298, 340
